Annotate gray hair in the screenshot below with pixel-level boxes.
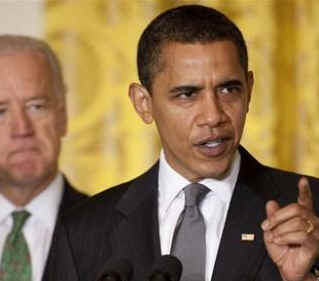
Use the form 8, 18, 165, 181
0, 34, 66, 101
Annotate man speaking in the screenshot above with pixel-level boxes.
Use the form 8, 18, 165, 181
45, 5, 319, 281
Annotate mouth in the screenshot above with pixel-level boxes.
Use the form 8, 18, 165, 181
194, 136, 231, 157
199, 138, 224, 147
13, 147, 37, 153
10, 147, 39, 158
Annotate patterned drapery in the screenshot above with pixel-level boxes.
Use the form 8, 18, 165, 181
45, 0, 319, 194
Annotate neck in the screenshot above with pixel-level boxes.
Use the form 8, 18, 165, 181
0, 175, 56, 207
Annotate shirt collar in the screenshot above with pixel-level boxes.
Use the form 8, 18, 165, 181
199, 151, 240, 203
158, 150, 241, 216
0, 193, 16, 225
0, 173, 64, 230
25, 173, 64, 229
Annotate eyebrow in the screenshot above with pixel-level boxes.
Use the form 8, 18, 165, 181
26, 97, 49, 102
0, 96, 51, 106
169, 85, 203, 94
169, 79, 244, 94
217, 79, 243, 88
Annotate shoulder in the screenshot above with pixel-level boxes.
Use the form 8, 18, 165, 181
63, 179, 132, 227
239, 146, 319, 207
59, 176, 89, 213
239, 145, 319, 187
63, 179, 89, 201
263, 165, 319, 206
63, 161, 159, 228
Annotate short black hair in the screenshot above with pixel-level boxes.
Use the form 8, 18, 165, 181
137, 4, 248, 92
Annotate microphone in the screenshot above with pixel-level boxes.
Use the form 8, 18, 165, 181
97, 258, 133, 281
148, 255, 182, 281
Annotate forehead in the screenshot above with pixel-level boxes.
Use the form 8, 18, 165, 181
0, 49, 51, 79
161, 40, 241, 66
0, 50, 54, 99
154, 41, 245, 84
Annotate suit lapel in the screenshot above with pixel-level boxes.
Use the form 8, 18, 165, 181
110, 163, 162, 280
58, 177, 88, 215
212, 147, 280, 281
42, 177, 88, 281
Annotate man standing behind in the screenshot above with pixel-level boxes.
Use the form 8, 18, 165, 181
0, 35, 87, 281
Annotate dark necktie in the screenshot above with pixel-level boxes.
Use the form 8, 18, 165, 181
0, 210, 32, 281
171, 183, 209, 281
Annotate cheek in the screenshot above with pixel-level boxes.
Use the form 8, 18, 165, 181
0, 137, 9, 162
55, 113, 67, 137
158, 108, 191, 137
154, 111, 188, 150
0, 126, 13, 153
230, 107, 248, 135
35, 121, 62, 150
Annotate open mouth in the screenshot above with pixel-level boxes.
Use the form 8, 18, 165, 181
199, 138, 224, 148
195, 136, 231, 157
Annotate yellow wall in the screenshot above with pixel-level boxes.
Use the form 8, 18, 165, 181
45, 0, 319, 194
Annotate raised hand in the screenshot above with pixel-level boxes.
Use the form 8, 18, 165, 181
262, 177, 319, 281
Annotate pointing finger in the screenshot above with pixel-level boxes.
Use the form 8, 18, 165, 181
297, 177, 313, 210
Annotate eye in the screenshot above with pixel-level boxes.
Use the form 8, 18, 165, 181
178, 90, 196, 98
219, 85, 241, 95
29, 103, 44, 111
0, 107, 7, 115
0, 106, 8, 122
175, 87, 201, 99
26, 100, 48, 113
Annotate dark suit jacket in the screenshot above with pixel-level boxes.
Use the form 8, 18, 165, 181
42, 177, 88, 281
43, 148, 319, 281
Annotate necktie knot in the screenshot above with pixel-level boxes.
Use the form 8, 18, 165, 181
11, 210, 30, 235
184, 183, 209, 207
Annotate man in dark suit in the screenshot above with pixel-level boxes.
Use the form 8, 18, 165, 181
44, 5, 319, 281
0, 35, 87, 281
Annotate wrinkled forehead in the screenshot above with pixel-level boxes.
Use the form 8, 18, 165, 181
0, 50, 63, 102
0, 49, 52, 78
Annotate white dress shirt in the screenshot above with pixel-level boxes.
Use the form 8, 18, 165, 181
0, 173, 64, 281
158, 151, 241, 281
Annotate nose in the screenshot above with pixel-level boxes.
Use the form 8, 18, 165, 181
196, 93, 226, 128
11, 108, 34, 138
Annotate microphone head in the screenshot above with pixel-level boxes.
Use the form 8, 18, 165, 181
149, 255, 183, 281
98, 258, 133, 281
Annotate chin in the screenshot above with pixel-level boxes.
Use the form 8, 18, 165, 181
198, 161, 232, 180
11, 163, 50, 183
12, 172, 42, 184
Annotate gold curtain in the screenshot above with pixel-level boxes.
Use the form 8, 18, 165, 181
45, 0, 319, 194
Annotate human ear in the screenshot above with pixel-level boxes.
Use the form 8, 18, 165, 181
56, 97, 68, 137
246, 71, 254, 112
128, 82, 153, 124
